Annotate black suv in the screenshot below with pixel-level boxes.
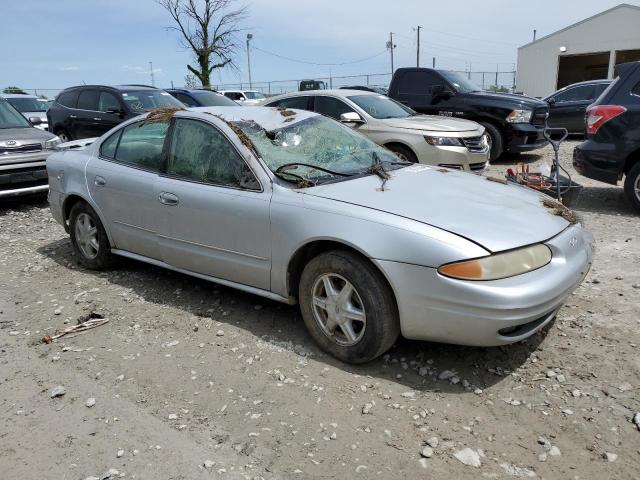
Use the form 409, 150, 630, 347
166, 88, 238, 107
47, 85, 184, 142
573, 61, 640, 211
388, 68, 549, 159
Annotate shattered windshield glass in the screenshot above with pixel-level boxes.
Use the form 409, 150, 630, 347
235, 114, 403, 183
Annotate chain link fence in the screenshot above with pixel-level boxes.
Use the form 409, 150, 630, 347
15, 70, 516, 99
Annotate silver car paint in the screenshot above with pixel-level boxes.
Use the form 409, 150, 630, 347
264, 90, 489, 171
47, 106, 592, 347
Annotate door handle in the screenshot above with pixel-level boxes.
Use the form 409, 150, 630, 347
93, 117, 102, 121
69, 115, 77, 119
158, 192, 179, 206
94, 175, 106, 187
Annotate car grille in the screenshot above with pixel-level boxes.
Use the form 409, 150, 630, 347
438, 164, 462, 170
461, 136, 488, 153
470, 162, 487, 171
0, 143, 43, 155
531, 107, 549, 127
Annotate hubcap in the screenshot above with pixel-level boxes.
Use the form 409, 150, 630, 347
59, 132, 69, 142
635, 175, 640, 202
74, 213, 99, 259
311, 274, 366, 346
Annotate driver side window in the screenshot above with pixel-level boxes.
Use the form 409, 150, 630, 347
314, 96, 356, 121
167, 118, 260, 190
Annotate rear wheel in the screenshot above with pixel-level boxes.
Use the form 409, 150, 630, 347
624, 161, 640, 211
479, 122, 503, 161
387, 144, 418, 163
56, 129, 72, 143
298, 250, 400, 363
69, 202, 114, 269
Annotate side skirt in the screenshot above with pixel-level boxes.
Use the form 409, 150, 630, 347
110, 249, 296, 305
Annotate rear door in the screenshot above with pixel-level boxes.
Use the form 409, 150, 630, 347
155, 117, 272, 289
86, 120, 169, 260
75, 89, 101, 139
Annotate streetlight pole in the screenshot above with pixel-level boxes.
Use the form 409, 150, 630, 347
416, 26, 422, 67
246, 34, 253, 89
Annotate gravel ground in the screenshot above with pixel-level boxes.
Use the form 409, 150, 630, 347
1, 140, 639, 480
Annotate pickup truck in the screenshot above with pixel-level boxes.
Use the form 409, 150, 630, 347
0, 98, 60, 199
388, 68, 549, 160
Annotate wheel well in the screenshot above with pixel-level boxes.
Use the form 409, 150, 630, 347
623, 148, 640, 174
384, 141, 414, 154
286, 240, 395, 303
62, 195, 86, 226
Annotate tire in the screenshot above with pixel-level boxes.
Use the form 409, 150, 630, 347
298, 250, 400, 363
479, 122, 503, 161
387, 144, 418, 163
69, 202, 114, 270
623, 161, 640, 211
56, 129, 72, 143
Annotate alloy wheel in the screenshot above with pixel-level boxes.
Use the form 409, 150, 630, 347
311, 273, 367, 346
635, 175, 640, 202
74, 213, 99, 259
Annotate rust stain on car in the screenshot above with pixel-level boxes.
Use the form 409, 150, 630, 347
541, 197, 577, 224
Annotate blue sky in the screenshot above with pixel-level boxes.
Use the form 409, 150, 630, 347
0, 0, 629, 96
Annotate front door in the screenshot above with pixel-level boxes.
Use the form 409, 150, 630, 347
548, 84, 597, 133
155, 117, 272, 290
86, 119, 169, 260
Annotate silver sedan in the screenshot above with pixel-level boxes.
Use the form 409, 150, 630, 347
47, 106, 593, 363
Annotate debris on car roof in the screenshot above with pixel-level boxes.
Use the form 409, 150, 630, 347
142, 106, 185, 124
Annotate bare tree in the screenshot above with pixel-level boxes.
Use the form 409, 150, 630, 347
158, 0, 246, 88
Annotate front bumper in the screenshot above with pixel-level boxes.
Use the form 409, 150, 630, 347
375, 223, 593, 346
506, 123, 547, 153
0, 154, 50, 198
573, 140, 623, 185
413, 141, 489, 172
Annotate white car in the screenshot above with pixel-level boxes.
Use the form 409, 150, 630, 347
264, 90, 489, 171
1, 94, 50, 131
219, 90, 267, 105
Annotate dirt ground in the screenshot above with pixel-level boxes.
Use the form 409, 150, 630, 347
1, 140, 639, 480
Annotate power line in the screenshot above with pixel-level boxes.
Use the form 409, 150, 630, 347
251, 45, 387, 66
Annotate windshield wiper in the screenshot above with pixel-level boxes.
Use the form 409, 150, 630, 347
274, 163, 353, 188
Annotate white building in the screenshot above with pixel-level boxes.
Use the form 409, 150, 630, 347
516, 3, 640, 98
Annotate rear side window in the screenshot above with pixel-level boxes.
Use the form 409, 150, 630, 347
77, 90, 100, 110
555, 84, 596, 103
397, 71, 440, 94
57, 90, 79, 108
268, 96, 311, 110
113, 121, 169, 171
100, 130, 121, 158
224, 92, 244, 101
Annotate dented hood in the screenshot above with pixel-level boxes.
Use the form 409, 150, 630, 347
381, 115, 481, 133
303, 165, 569, 253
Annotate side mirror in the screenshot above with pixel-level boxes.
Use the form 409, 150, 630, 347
29, 117, 43, 126
339, 112, 364, 124
547, 98, 556, 106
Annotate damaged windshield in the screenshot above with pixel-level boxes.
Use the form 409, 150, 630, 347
235, 114, 404, 184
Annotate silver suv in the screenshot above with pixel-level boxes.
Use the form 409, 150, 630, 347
1, 94, 50, 131
0, 98, 60, 198
264, 90, 489, 171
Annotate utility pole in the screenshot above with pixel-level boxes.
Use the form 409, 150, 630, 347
495, 64, 499, 88
533, 29, 537, 41
432, 57, 436, 68
386, 32, 396, 74
246, 33, 253, 89
416, 26, 422, 67
149, 61, 155, 87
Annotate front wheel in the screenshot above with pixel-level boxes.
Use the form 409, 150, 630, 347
624, 162, 640, 211
387, 144, 418, 163
298, 250, 400, 363
69, 202, 114, 269
479, 122, 503, 161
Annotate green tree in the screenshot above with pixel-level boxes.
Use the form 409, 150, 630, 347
158, 0, 247, 88
3, 86, 27, 94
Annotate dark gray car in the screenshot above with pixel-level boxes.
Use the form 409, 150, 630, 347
0, 98, 60, 198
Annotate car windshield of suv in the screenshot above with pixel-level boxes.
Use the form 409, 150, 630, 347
0, 101, 31, 128
121, 90, 184, 112
236, 114, 404, 184
192, 91, 238, 107
7, 97, 49, 112
440, 71, 483, 94
348, 94, 416, 119
244, 91, 266, 100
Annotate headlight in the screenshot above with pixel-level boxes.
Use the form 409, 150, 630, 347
438, 244, 552, 281
506, 109, 532, 123
44, 136, 62, 149
425, 136, 464, 147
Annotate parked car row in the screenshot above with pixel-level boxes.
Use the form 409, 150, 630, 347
0, 93, 50, 131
